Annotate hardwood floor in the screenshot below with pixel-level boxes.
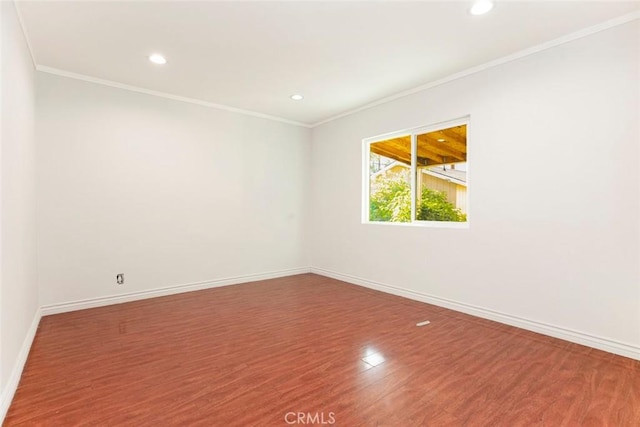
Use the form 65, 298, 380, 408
5, 274, 639, 426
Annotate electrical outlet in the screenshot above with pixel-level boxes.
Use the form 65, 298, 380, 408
116, 274, 124, 285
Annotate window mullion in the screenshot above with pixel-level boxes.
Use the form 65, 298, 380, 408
410, 133, 417, 222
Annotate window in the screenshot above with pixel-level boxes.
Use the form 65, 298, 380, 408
364, 118, 468, 226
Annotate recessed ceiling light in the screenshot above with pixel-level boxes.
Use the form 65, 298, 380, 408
437, 139, 446, 142
470, 0, 494, 15
149, 54, 167, 65
290, 94, 304, 101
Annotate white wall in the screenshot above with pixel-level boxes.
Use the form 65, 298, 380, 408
310, 22, 640, 354
0, 0, 39, 405
36, 73, 311, 307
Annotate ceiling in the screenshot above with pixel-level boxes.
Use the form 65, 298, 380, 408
17, 1, 640, 126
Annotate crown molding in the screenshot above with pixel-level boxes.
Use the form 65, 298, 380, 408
310, 10, 640, 128
13, 1, 37, 69
16, 4, 640, 129
36, 66, 313, 128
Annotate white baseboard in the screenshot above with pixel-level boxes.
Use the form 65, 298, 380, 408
0, 308, 42, 423
311, 267, 640, 361
41, 267, 311, 316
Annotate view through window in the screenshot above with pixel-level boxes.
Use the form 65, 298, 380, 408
366, 121, 468, 224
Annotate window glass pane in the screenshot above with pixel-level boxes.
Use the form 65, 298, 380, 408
415, 125, 467, 222
369, 136, 411, 222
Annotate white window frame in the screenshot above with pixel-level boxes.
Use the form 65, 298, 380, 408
362, 116, 470, 228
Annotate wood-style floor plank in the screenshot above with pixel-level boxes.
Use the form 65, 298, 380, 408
4, 273, 640, 426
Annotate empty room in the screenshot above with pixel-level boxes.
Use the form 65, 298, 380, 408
1, 0, 639, 425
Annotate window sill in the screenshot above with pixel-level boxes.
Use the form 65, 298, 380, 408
362, 220, 469, 229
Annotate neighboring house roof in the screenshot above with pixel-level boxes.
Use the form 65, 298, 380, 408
370, 161, 404, 180
372, 161, 467, 187
422, 167, 466, 186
